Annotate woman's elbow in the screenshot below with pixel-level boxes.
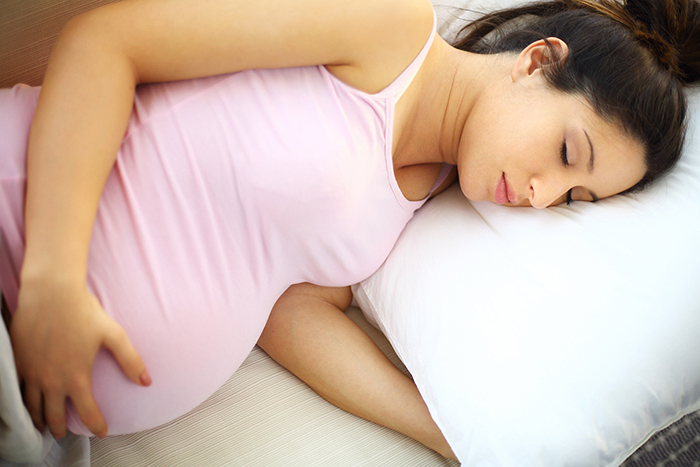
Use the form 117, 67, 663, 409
50, 9, 139, 85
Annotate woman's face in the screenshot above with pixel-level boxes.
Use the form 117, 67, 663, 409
456, 53, 646, 208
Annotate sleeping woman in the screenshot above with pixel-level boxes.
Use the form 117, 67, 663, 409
2, 0, 698, 461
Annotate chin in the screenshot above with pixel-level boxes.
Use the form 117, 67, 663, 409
458, 183, 483, 203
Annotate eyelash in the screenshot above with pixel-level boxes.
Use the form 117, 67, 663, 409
561, 142, 573, 205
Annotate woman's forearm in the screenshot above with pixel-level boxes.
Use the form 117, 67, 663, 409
22, 14, 137, 286
258, 284, 456, 461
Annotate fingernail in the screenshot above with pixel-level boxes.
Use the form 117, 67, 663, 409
140, 370, 152, 386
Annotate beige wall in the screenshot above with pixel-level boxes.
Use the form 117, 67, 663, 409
0, 0, 120, 88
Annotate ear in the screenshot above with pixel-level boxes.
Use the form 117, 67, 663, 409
511, 37, 569, 83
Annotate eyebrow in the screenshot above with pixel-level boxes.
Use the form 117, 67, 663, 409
583, 130, 600, 203
584, 130, 595, 174
582, 130, 599, 201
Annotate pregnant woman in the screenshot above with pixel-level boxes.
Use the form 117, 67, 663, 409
2, 0, 698, 460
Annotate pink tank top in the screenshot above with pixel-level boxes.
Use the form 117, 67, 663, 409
0, 16, 445, 435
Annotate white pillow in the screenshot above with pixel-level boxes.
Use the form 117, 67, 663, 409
353, 3, 700, 464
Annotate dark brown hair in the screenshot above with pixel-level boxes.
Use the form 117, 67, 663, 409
455, 0, 700, 192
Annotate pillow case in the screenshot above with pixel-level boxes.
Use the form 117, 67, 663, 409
353, 2, 700, 464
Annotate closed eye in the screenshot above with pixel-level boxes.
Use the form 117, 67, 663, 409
561, 142, 572, 205
560, 141, 569, 167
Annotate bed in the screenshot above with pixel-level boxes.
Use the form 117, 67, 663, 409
1, 1, 699, 466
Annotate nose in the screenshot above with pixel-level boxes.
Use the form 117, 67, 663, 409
529, 176, 570, 209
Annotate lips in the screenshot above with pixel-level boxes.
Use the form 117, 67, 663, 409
495, 173, 517, 205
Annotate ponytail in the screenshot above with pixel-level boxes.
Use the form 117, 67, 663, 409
624, 0, 700, 84
568, 0, 700, 84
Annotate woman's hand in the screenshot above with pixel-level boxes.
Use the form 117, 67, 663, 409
10, 279, 150, 439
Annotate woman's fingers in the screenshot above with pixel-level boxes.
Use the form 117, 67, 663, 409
43, 391, 67, 439
23, 383, 45, 432
72, 386, 107, 438
100, 314, 151, 387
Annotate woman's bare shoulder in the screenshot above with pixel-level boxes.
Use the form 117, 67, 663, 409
326, 0, 436, 93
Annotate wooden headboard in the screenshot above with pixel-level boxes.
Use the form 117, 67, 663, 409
0, 0, 120, 88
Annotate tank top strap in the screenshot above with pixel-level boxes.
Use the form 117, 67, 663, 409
378, 10, 437, 101
427, 163, 455, 198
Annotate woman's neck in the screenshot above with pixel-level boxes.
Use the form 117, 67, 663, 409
392, 37, 512, 170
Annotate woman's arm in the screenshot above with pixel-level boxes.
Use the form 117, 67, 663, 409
258, 283, 456, 461
12, 12, 151, 439
21, 0, 433, 285
10, 0, 435, 439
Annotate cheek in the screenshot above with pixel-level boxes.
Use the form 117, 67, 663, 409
456, 140, 492, 201
548, 193, 569, 206
593, 159, 646, 199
